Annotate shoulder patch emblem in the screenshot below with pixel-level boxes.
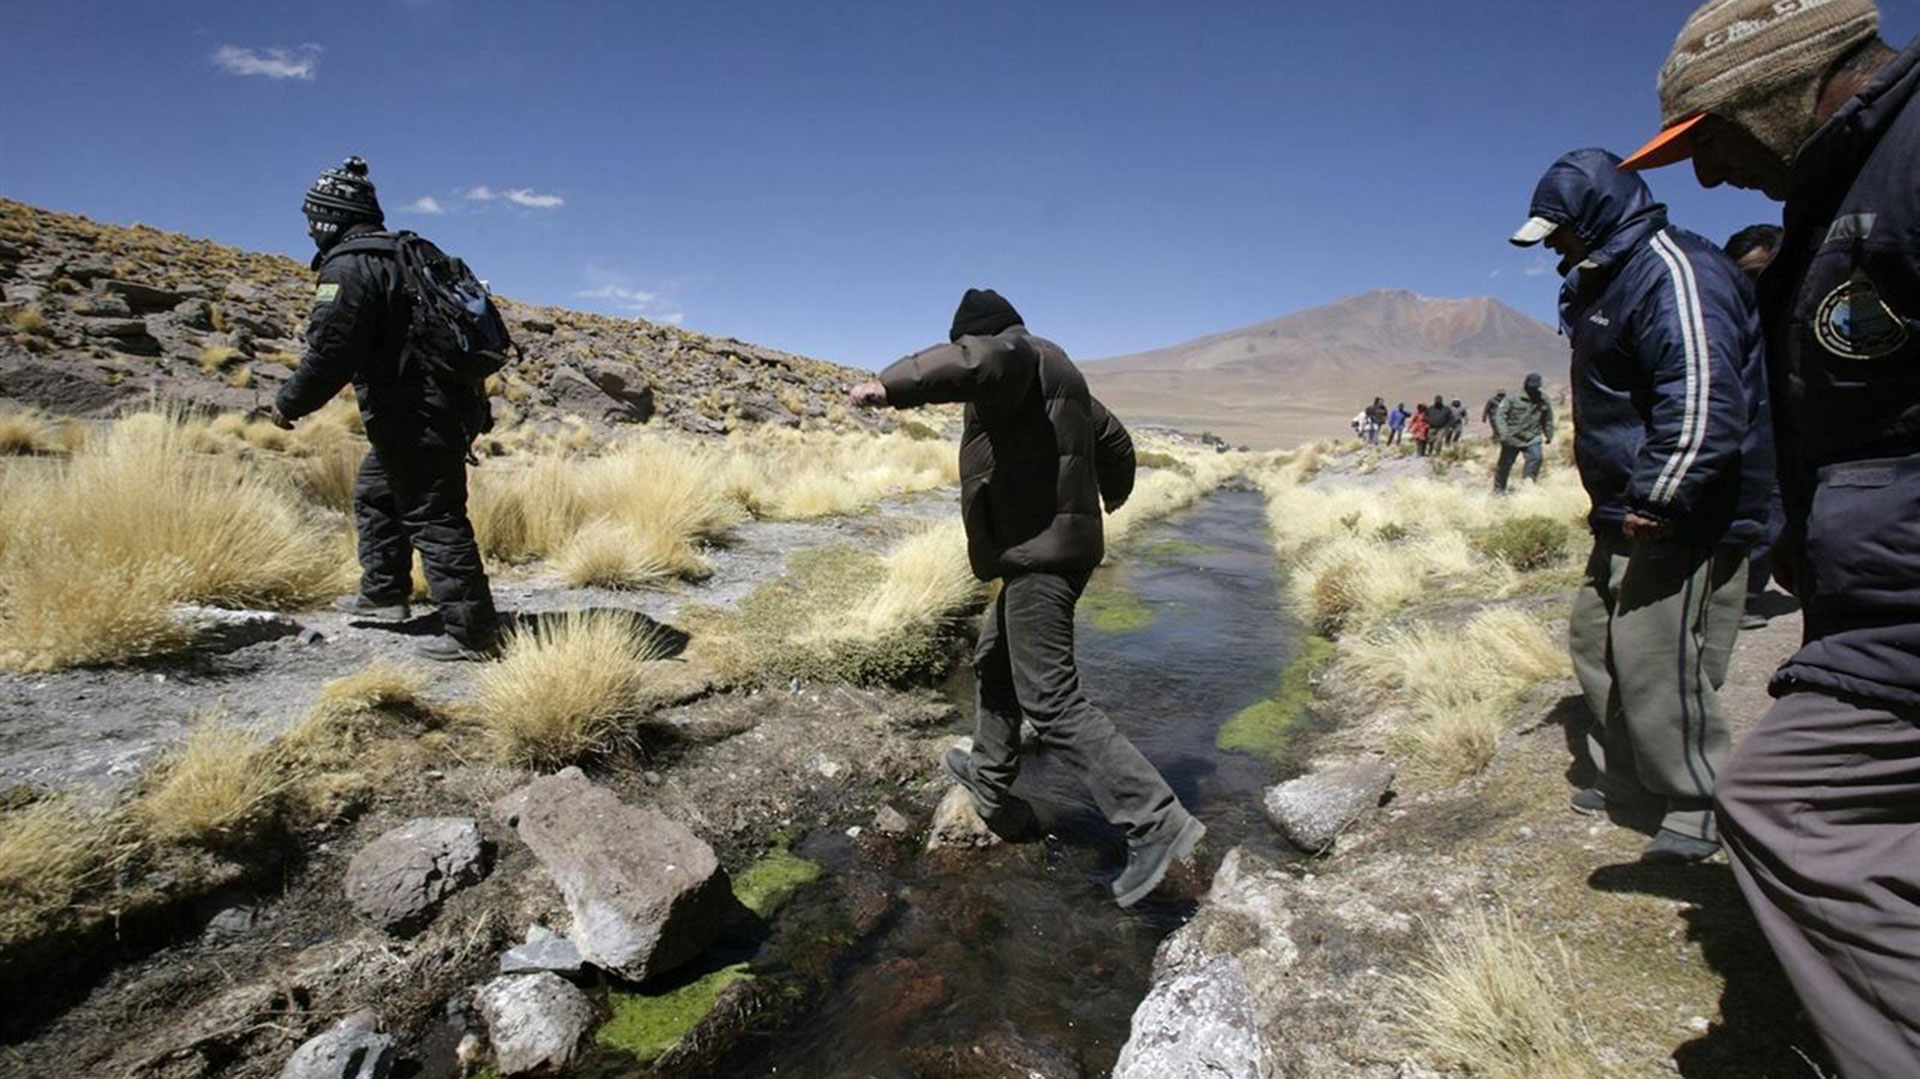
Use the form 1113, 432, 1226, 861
1815, 271, 1909, 361
314, 283, 340, 304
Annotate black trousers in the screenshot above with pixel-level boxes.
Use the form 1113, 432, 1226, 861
968, 570, 1183, 844
355, 447, 498, 648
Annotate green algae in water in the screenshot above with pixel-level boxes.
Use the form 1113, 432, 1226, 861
1081, 569, 1154, 633
596, 963, 753, 1065
1216, 635, 1336, 764
1132, 538, 1213, 565
732, 847, 823, 918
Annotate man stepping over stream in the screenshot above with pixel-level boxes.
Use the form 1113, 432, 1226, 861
849, 288, 1206, 908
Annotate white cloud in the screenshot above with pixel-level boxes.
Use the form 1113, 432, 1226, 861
1523, 262, 1552, 278
464, 185, 496, 202
661, 313, 685, 326
212, 44, 320, 80
574, 283, 659, 311
403, 196, 446, 215
504, 188, 565, 209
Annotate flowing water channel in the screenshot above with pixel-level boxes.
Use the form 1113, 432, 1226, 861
719, 487, 1304, 1077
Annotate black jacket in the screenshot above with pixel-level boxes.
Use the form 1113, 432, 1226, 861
276, 224, 489, 454
1763, 37, 1920, 708
1530, 149, 1773, 544
878, 326, 1134, 581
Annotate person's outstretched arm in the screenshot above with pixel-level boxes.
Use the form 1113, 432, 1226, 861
851, 335, 1038, 411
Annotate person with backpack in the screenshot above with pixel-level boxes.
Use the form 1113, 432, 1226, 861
1483, 390, 1507, 437
1386, 402, 1408, 446
847, 288, 1205, 908
271, 157, 504, 662
1446, 398, 1468, 446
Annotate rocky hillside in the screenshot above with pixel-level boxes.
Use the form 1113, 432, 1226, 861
0, 197, 893, 437
1086, 290, 1567, 448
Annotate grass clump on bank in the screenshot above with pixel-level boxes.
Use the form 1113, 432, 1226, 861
1217, 635, 1336, 764
1342, 608, 1569, 777
1401, 905, 1600, 1079
474, 610, 667, 767
1476, 514, 1576, 572
0, 797, 121, 944
135, 715, 284, 848
0, 411, 347, 671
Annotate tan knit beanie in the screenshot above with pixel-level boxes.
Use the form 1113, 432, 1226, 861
1659, 0, 1879, 124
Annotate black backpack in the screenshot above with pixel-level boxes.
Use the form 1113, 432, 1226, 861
328, 231, 517, 385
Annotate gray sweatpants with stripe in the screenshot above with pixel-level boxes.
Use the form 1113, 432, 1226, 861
1567, 532, 1746, 838
1718, 690, 1920, 1077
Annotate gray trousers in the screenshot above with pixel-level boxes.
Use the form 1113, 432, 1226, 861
355, 448, 499, 649
1567, 533, 1745, 838
1492, 439, 1543, 491
1719, 691, 1920, 1079
969, 571, 1183, 844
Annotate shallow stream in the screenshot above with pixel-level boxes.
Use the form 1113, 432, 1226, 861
719, 488, 1303, 1077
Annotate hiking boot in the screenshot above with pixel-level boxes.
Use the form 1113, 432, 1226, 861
332, 594, 410, 621
1113, 813, 1207, 909
1741, 611, 1770, 630
1641, 828, 1720, 865
1569, 787, 1608, 815
415, 634, 493, 663
942, 746, 1039, 842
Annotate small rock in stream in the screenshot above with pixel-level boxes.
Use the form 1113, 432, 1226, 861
278, 1009, 394, 1079
1262, 758, 1396, 853
499, 924, 584, 977
924, 785, 1001, 852
474, 973, 593, 1075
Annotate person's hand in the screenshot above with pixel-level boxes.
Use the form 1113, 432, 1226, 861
848, 380, 889, 409
1105, 497, 1128, 514
268, 406, 295, 431
1622, 511, 1671, 541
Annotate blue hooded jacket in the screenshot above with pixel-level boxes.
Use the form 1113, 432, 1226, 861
1528, 148, 1773, 546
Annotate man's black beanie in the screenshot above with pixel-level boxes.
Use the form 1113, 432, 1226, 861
303, 156, 384, 228
949, 288, 1023, 342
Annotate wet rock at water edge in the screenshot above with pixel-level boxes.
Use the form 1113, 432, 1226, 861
1262, 758, 1396, 853
279, 1009, 394, 1079
872, 803, 913, 836
492, 767, 730, 982
500, 924, 585, 977
925, 785, 1001, 852
1111, 956, 1270, 1079
474, 972, 593, 1075
903, 1024, 1086, 1078
343, 817, 490, 935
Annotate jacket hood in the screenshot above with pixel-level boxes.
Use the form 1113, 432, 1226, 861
949, 288, 1024, 342
1527, 148, 1668, 274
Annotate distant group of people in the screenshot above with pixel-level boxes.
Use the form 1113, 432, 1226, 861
1507, 1, 1920, 1074
1350, 394, 1468, 455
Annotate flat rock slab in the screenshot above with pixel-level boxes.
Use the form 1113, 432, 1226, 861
493, 767, 729, 982
475, 972, 593, 1075
279, 1009, 394, 1079
500, 924, 585, 977
1112, 956, 1271, 1079
1262, 759, 1395, 853
343, 817, 489, 935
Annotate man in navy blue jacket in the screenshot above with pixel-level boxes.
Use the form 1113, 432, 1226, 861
1511, 148, 1773, 863
1623, 1, 1920, 1072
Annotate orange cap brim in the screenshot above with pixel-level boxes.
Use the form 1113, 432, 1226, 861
1619, 113, 1706, 172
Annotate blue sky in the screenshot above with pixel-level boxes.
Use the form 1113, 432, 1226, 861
3, 2, 1914, 368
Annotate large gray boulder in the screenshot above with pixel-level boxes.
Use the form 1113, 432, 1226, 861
279, 1009, 394, 1079
546, 360, 653, 425
492, 768, 729, 982
343, 817, 489, 935
1111, 956, 1270, 1079
1262, 758, 1395, 853
474, 973, 593, 1075
102, 278, 187, 313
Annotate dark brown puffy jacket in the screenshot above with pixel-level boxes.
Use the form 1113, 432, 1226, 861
877, 326, 1135, 581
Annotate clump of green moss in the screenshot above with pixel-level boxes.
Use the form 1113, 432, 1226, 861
732, 847, 823, 919
1081, 570, 1154, 634
596, 963, 753, 1065
1217, 635, 1337, 764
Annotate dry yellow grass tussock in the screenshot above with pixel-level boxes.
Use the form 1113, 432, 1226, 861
1342, 608, 1569, 777
474, 610, 667, 766
0, 412, 348, 670
0, 797, 121, 942
0, 408, 61, 456
136, 715, 284, 847
722, 427, 958, 519
817, 521, 978, 643
1400, 905, 1601, 1079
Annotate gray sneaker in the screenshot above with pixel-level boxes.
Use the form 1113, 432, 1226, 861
332, 594, 410, 621
1641, 828, 1721, 864
1113, 813, 1207, 908
1569, 787, 1608, 815
941, 746, 1039, 842
415, 634, 492, 663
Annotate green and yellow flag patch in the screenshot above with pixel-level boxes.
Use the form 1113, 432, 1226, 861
314, 283, 340, 304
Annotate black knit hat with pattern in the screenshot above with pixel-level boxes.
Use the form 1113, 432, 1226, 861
949, 288, 1023, 342
302, 156, 384, 231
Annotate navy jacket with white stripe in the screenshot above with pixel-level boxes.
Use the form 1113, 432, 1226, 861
1530, 148, 1773, 546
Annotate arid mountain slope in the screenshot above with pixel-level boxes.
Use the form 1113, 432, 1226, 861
0, 197, 892, 437
1086, 289, 1567, 448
